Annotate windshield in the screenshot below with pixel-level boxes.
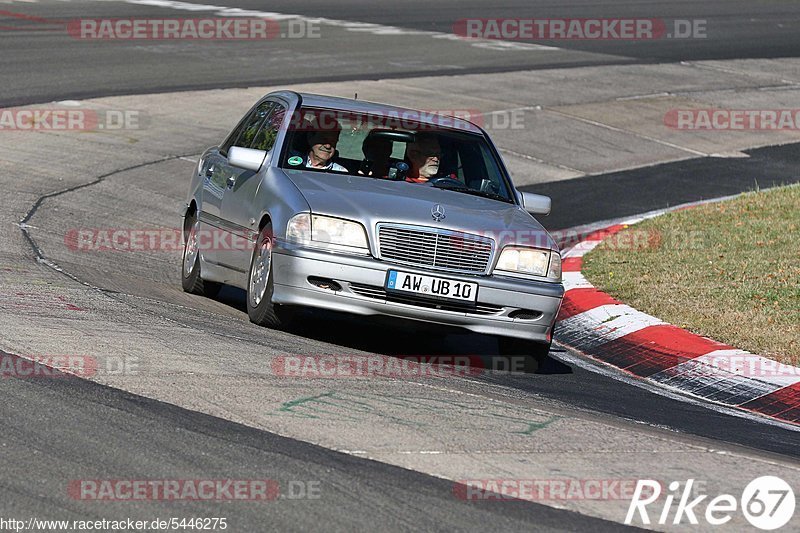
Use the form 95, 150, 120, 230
279, 106, 515, 203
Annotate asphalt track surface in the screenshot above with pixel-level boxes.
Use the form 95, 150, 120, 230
2, 351, 631, 532
525, 142, 800, 231
2, 0, 800, 530
1, 0, 800, 106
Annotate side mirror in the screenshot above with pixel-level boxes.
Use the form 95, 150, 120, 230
520, 191, 551, 216
228, 146, 267, 172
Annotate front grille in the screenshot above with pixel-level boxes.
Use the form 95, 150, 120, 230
348, 283, 386, 299
349, 283, 503, 316
377, 224, 493, 274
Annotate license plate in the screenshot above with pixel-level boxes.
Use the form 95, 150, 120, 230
386, 270, 478, 302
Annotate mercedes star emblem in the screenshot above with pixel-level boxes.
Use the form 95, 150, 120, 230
431, 204, 446, 222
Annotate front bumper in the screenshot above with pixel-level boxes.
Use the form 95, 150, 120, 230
270, 244, 564, 342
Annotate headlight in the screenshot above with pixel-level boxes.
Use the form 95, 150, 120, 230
495, 246, 561, 281
312, 215, 368, 249
286, 214, 369, 253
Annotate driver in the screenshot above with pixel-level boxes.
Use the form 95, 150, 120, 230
404, 134, 441, 183
303, 116, 347, 172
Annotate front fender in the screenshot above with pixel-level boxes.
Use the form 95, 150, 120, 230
252, 167, 310, 239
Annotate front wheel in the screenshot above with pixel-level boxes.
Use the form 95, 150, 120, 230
246, 223, 294, 328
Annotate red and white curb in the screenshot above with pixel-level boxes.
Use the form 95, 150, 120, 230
553, 210, 800, 427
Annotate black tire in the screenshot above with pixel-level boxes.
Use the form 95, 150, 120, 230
181, 214, 222, 298
246, 223, 294, 328
498, 337, 552, 373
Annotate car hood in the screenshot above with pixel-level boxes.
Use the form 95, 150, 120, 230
283, 170, 558, 250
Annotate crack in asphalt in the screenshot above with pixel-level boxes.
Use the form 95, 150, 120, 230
12, 153, 282, 344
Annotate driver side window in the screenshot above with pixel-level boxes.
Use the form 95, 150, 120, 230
250, 103, 286, 153
220, 101, 274, 156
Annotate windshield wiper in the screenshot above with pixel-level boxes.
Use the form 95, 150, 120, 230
430, 182, 511, 203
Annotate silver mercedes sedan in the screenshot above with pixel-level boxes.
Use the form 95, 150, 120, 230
181, 91, 563, 359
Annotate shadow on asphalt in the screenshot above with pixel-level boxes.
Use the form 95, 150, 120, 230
214, 285, 573, 376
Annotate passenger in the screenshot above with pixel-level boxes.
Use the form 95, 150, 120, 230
301, 116, 347, 172
404, 134, 441, 183
359, 135, 393, 177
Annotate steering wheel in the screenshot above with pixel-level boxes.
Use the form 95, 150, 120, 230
429, 176, 463, 187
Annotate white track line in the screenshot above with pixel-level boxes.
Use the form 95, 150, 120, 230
122, 0, 559, 52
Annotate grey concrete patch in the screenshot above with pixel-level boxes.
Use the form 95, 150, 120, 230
389, 62, 784, 108
691, 58, 800, 85
555, 94, 800, 157
499, 150, 585, 186
491, 108, 691, 175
